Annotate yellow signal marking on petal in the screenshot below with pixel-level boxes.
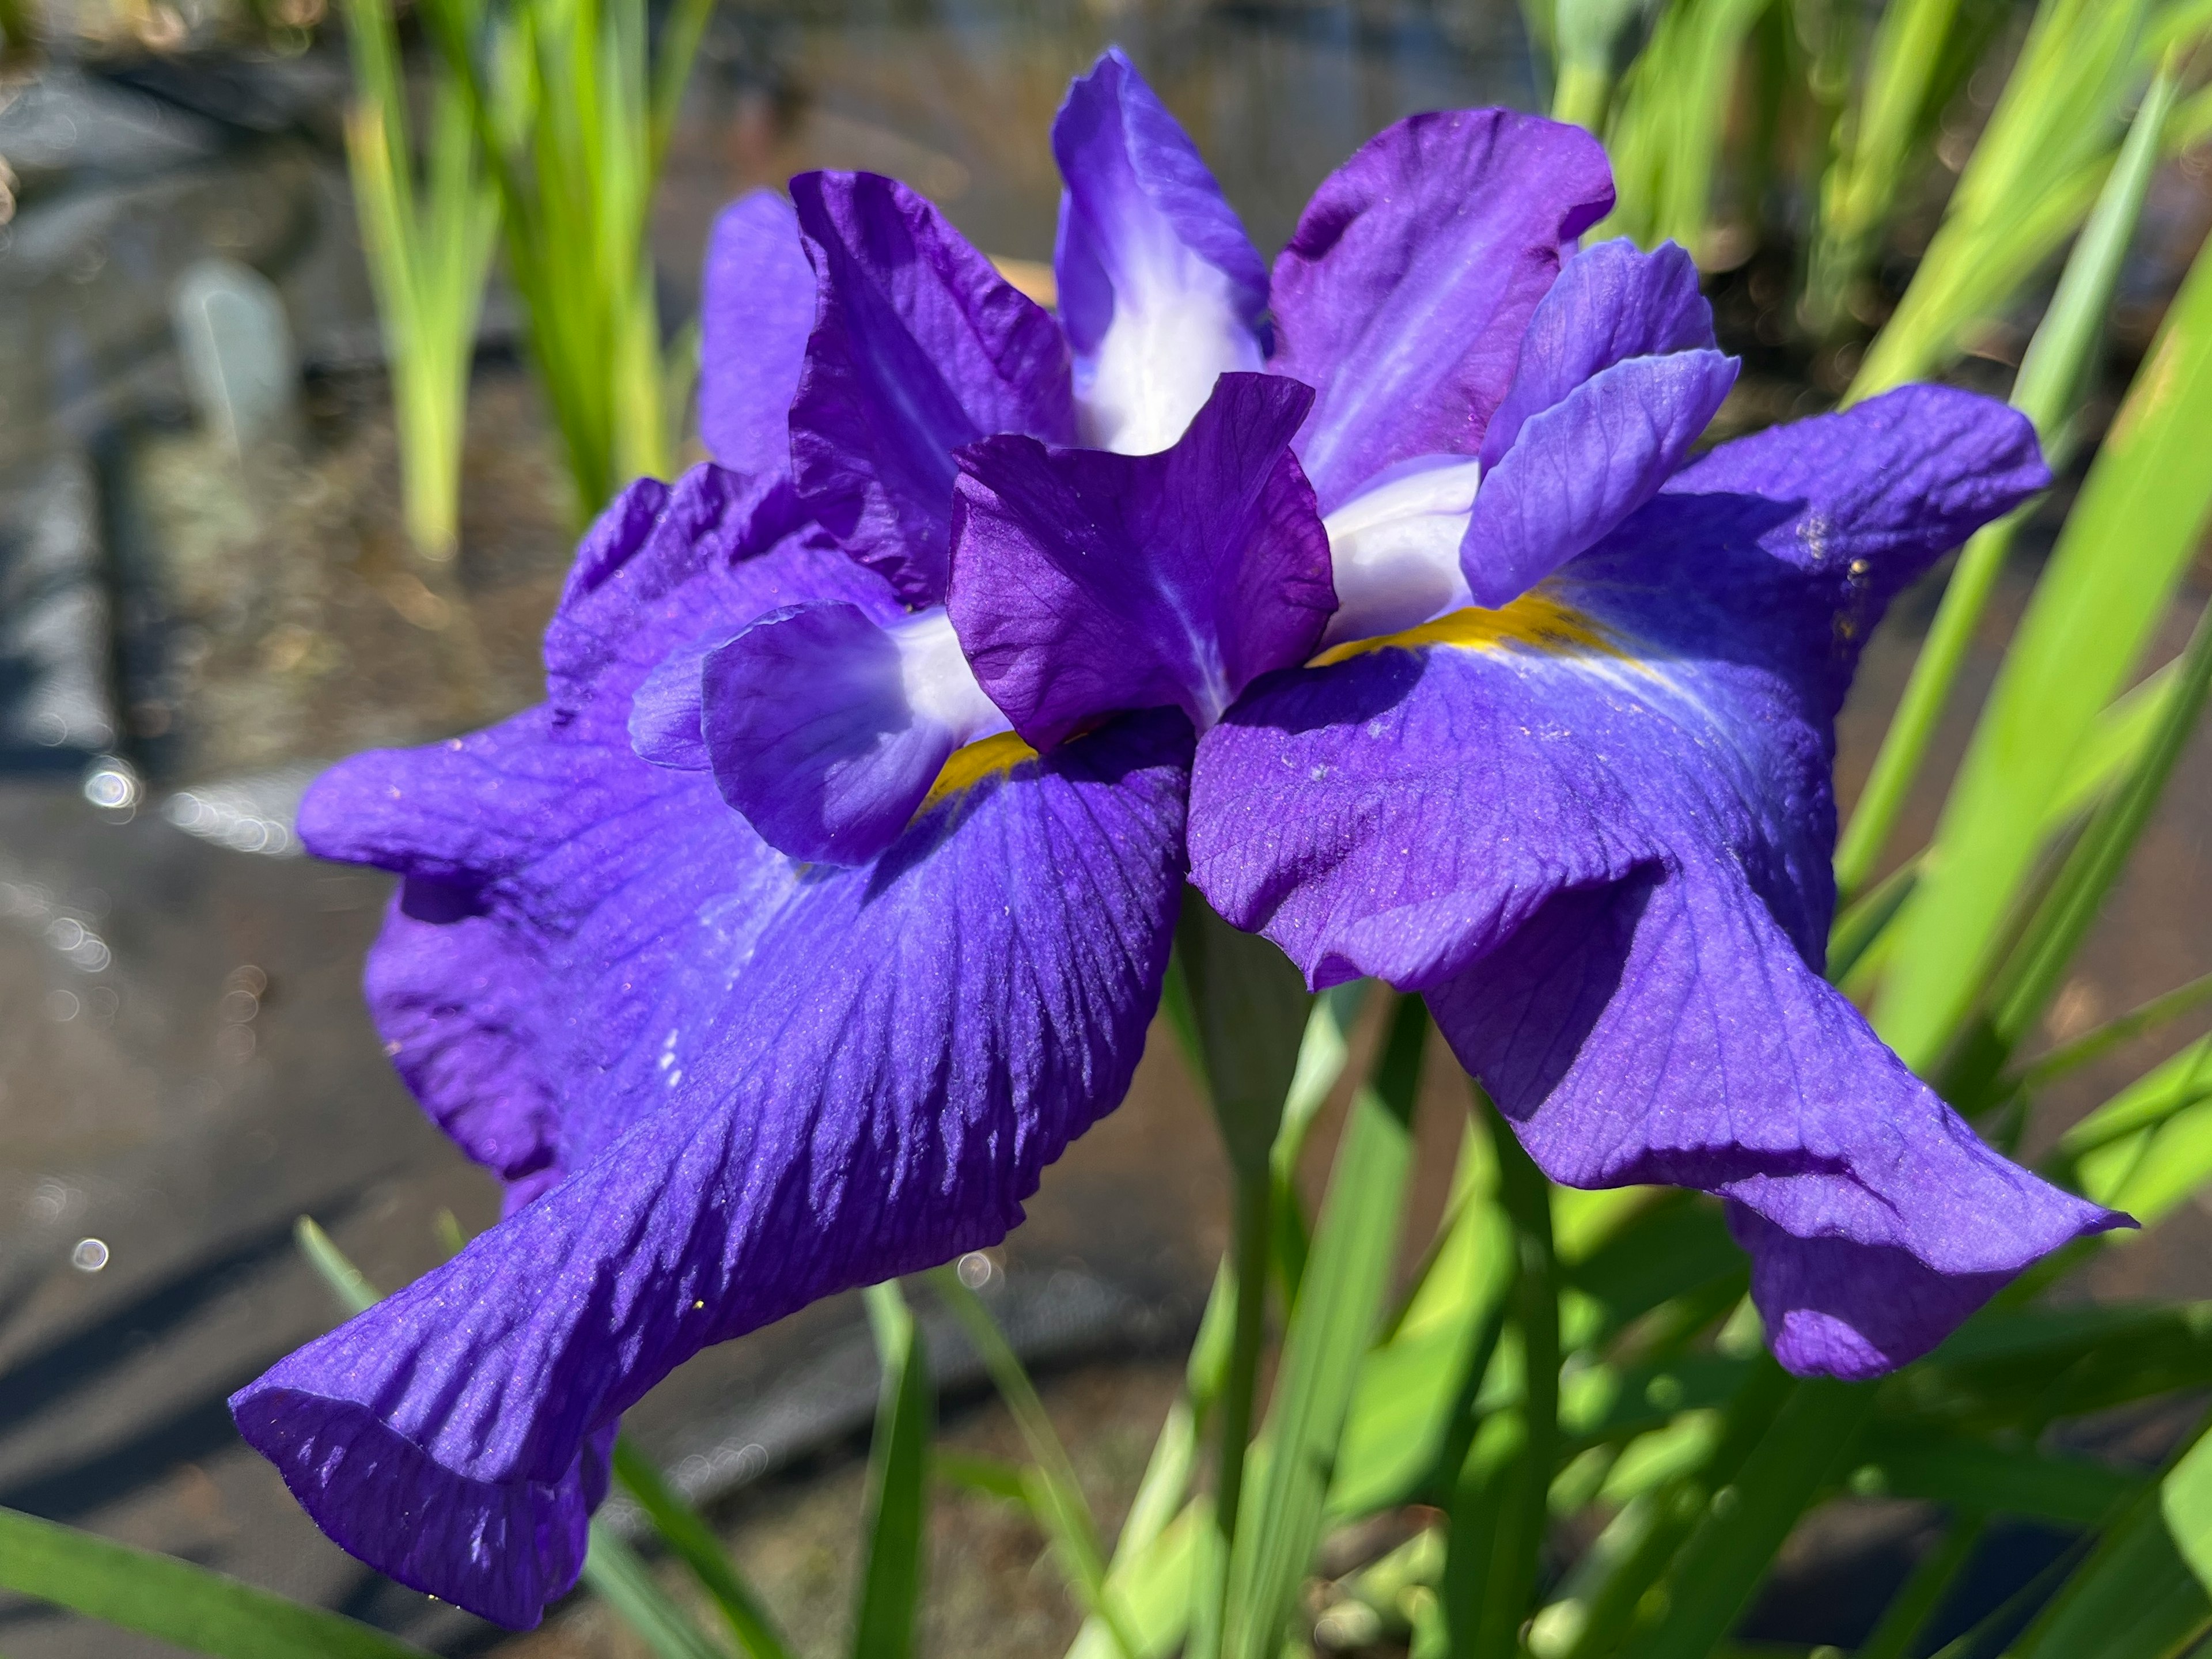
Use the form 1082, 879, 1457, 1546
1308, 589, 1626, 667
918, 730, 1040, 813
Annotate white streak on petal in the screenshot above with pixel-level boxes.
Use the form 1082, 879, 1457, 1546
1320, 456, 1483, 647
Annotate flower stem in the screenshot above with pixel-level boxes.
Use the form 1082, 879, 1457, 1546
1213, 1168, 1273, 1551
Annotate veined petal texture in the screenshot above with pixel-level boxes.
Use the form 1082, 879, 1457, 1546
1268, 109, 1613, 510
697, 190, 815, 479
268, 464, 1193, 1623
950, 372, 1333, 747
1052, 47, 1268, 454
1191, 386, 2097, 1374
789, 170, 1076, 603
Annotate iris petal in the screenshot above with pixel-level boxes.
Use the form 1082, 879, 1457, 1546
236, 710, 1191, 1628
950, 372, 1333, 747
700, 602, 1002, 864
789, 171, 1076, 603
698, 190, 816, 479
1190, 384, 2073, 1377
1052, 48, 1268, 454
1427, 865, 2123, 1377
1480, 237, 1716, 467
1268, 109, 1613, 510
1459, 347, 1739, 608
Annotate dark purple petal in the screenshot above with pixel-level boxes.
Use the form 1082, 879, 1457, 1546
542, 465, 834, 727
362, 888, 561, 1199
1053, 48, 1267, 452
949, 372, 1332, 747
1268, 110, 1613, 509
1425, 864, 2123, 1378
627, 640, 716, 770
237, 710, 1192, 1627
298, 468, 893, 1198
700, 602, 957, 864
790, 171, 1076, 603
697, 190, 815, 478
1480, 238, 1714, 467
1189, 382, 2068, 1377
1460, 348, 1739, 608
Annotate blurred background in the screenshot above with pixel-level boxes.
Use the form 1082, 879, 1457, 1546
0, 0, 2208, 1653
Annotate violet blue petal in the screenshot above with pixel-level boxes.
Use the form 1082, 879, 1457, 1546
950, 372, 1332, 747
790, 171, 1076, 603
1052, 47, 1268, 453
1268, 110, 1614, 510
697, 190, 816, 478
236, 708, 1191, 1627
1481, 238, 1714, 467
628, 639, 718, 770
1460, 347, 1739, 608
699, 601, 957, 864
1426, 865, 2123, 1378
1188, 385, 2071, 1377
299, 465, 897, 1199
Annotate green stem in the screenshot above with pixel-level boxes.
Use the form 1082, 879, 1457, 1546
1552, 56, 1615, 132
1214, 1171, 1272, 1550
1472, 1109, 1560, 1659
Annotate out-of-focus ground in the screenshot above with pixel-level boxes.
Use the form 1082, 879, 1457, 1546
1, 4, 2209, 1655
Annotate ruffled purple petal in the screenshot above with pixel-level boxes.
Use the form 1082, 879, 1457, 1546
1052, 48, 1267, 453
1425, 863, 2123, 1378
1460, 348, 1738, 608
697, 190, 816, 478
1480, 238, 1715, 467
237, 710, 1191, 1627
298, 466, 895, 1195
949, 372, 1332, 747
700, 602, 958, 863
1268, 110, 1613, 510
789, 171, 1076, 603
1190, 382, 2069, 1377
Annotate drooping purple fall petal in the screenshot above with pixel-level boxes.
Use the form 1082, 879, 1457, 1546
1190, 385, 2086, 1374
949, 372, 1333, 747
789, 171, 1076, 603
1052, 47, 1268, 453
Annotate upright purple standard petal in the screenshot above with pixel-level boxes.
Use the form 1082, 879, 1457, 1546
1481, 238, 1716, 465
1268, 110, 1614, 509
697, 190, 816, 478
1052, 48, 1268, 453
1191, 385, 2090, 1377
790, 171, 1076, 602
1459, 348, 1739, 608
236, 710, 1191, 1627
950, 373, 1333, 747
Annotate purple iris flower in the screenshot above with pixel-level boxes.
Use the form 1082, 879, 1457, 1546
229, 47, 2121, 1629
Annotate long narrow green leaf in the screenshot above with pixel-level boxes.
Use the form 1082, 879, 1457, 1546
1445, 1099, 1558, 1659
1626, 1380, 1874, 1659
2008, 1417, 2212, 1658
585, 1526, 730, 1659
1219, 995, 1429, 1659
2022, 969, 2212, 1092
1832, 60, 2179, 901
1858, 1511, 1987, 1659
0, 1506, 434, 1659
1875, 219, 2212, 1070
611, 1439, 793, 1659
930, 1268, 1138, 1659
852, 1281, 931, 1659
